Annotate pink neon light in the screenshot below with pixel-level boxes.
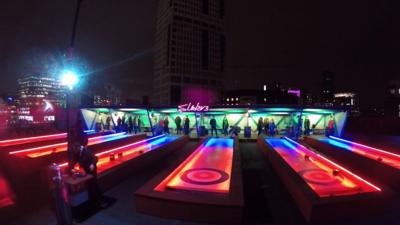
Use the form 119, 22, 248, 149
95, 135, 165, 157
0, 133, 67, 147
287, 89, 301, 97
178, 102, 209, 112
9, 132, 127, 156
58, 135, 165, 168
329, 136, 400, 170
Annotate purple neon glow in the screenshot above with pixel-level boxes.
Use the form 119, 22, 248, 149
182, 87, 218, 105
288, 89, 301, 97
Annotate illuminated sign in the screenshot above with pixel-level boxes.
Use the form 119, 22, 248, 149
288, 89, 301, 97
178, 103, 209, 112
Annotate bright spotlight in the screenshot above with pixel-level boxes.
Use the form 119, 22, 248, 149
61, 70, 79, 90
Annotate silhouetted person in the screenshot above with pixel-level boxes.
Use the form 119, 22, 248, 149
117, 117, 122, 132
128, 116, 133, 134
304, 117, 311, 135
257, 117, 264, 136
133, 116, 138, 134
183, 116, 190, 135
106, 116, 111, 130
175, 116, 182, 134
71, 143, 104, 208
222, 116, 229, 136
137, 117, 141, 132
269, 119, 276, 136
210, 116, 217, 136
163, 116, 169, 134
263, 117, 269, 135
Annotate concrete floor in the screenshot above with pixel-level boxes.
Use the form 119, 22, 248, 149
6, 140, 400, 225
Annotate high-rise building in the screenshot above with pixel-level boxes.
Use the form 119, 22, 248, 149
320, 71, 335, 105
18, 75, 65, 107
153, 0, 225, 105
17, 75, 64, 123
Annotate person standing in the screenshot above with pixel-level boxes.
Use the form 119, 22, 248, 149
304, 117, 310, 135
117, 117, 122, 132
137, 116, 141, 132
133, 116, 138, 134
71, 142, 104, 207
257, 117, 264, 136
210, 116, 217, 136
183, 116, 190, 135
326, 116, 335, 137
269, 119, 276, 136
263, 117, 269, 135
222, 116, 229, 136
121, 116, 127, 132
175, 115, 182, 135
106, 116, 111, 130
128, 116, 133, 134
163, 116, 170, 134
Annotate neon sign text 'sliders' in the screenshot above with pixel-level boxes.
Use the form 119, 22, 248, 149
178, 103, 209, 112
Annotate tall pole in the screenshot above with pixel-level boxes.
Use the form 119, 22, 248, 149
67, 0, 84, 170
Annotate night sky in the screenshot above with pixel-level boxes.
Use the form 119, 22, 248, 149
0, 0, 399, 108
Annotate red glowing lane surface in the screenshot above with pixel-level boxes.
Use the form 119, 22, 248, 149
155, 138, 234, 194
266, 138, 381, 197
9, 132, 129, 158
325, 136, 400, 170
0, 133, 67, 147
0, 171, 15, 208
59, 135, 177, 174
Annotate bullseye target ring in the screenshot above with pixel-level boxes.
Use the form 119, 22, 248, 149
180, 168, 229, 185
299, 169, 342, 185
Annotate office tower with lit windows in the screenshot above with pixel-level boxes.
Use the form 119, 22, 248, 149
17, 75, 65, 123
321, 71, 335, 105
18, 75, 65, 106
153, 0, 225, 105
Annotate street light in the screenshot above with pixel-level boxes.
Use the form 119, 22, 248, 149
61, 70, 79, 90
60, 69, 80, 176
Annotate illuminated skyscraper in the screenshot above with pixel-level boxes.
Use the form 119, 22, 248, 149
17, 75, 65, 123
17, 75, 65, 107
153, 0, 225, 105
321, 71, 335, 105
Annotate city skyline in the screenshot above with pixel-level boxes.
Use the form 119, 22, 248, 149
0, 0, 399, 108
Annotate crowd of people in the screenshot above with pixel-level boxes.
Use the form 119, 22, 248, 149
115, 116, 142, 134
153, 115, 191, 135
257, 117, 277, 136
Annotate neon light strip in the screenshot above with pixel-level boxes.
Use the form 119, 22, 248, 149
58, 135, 165, 168
95, 135, 165, 157
84, 130, 95, 133
9, 132, 127, 155
0, 133, 67, 146
284, 137, 381, 191
329, 136, 400, 159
